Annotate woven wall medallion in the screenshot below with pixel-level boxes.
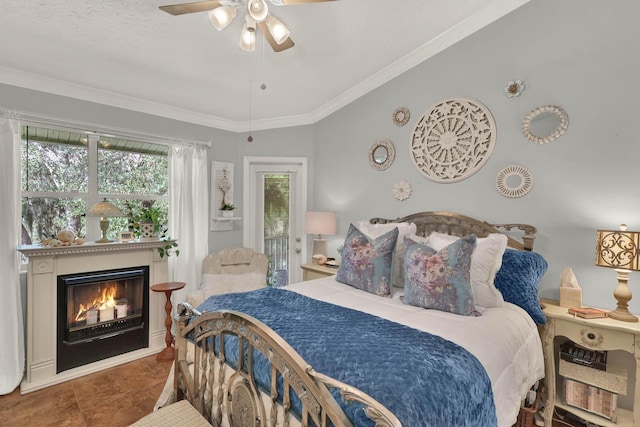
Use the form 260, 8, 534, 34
495, 165, 533, 198
410, 97, 496, 183
392, 107, 410, 127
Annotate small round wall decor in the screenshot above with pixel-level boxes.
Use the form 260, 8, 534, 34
392, 107, 410, 127
496, 165, 533, 198
410, 97, 496, 183
393, 180, 412, 201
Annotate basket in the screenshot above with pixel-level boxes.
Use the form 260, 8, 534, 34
515, 392, 541, 427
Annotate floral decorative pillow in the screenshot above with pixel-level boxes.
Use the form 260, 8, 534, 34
336, 224, 399, 296
426, 232, 507, 308
403, 235, 478, 315
355, 221, 417, 288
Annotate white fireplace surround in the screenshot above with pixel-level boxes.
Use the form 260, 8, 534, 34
18, 241, 171, 393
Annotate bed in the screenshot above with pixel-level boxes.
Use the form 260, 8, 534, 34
164, 211, 546, 427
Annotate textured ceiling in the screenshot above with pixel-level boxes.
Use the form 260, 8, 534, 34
0, 0, 529, 131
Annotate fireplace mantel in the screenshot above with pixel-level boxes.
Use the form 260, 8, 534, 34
18, 240, 170, 393
18, 239, 176, 258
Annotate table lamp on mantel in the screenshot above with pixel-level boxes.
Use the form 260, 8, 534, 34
88, 198, 125, 243
305, 211, 337, 258
595, 224, 640, 322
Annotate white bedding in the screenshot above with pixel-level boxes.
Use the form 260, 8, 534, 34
283, 276, 545, 427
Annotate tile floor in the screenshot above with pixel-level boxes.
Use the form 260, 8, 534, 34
0, 354, 172, 427
1, 356, 586, 427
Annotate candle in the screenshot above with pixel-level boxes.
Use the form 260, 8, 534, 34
100, 307, 114, 322
86, 309, 98, 325
115, 299, 128, 318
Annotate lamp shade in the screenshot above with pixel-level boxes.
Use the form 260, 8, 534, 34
595, 226, 640, 271
265, 15, 290, 45
305, 211, 337, 236
239, 24, 256, 51
88, 199, 124, 218
247, 0, 268, 21
209, 6, 236, 31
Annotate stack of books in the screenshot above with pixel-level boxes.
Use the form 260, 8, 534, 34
563, 378, 617, 421
567, 307, 607, 319
560, 342, 618, 421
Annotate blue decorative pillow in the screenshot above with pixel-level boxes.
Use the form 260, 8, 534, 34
336, 224, 399, 296
403, 235, 478, 315
494, 249, 548, 324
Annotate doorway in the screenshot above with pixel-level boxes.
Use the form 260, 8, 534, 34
243, 157, 307, 285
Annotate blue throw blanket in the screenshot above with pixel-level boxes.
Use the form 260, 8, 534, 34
198, 287, 497, 427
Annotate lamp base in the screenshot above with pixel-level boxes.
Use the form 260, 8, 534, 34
607, 309, 639, 322
95, 237, 114, 244
607, 268, 639, 322
95, 218, 112, 243
312, 238, 327, 257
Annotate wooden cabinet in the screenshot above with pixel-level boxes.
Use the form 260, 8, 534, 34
300, 263, 337, 281
540, 300, 640, 426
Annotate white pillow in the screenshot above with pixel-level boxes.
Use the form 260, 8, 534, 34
185, 272, 267, 308
355, 221, 417, 288
426, 232, 507, 308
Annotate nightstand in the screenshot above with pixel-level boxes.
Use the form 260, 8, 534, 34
540, 299, 640, 427
300, 263, 338, 281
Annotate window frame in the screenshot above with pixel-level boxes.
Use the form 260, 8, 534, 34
21, 124, 169, 246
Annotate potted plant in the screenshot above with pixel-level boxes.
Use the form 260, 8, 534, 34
219, 202, 235, 218
133, 206, 164, 240
131, 206, 179, 258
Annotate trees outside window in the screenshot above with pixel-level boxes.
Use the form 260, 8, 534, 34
263, 175, 290, 274
21, 125, 169, 249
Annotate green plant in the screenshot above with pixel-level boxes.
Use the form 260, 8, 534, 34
135, 205, 163, 223
131, 205, 180, 258
158, 240, 180, 258
220, 203, 235, 211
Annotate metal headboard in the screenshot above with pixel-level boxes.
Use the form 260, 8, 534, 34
370, 211, 537, 251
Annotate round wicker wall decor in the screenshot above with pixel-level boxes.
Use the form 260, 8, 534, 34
495, 165, 533, 198
410, 97, 496, 183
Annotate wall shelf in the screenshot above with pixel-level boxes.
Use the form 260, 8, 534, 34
210, 217, 242, 231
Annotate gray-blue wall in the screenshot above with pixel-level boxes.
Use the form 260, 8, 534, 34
313, 0, 640, 310
4, 0, 640, 312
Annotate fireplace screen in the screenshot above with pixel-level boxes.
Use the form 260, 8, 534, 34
57, 266, 149, 373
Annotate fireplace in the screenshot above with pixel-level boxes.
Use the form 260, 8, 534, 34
57, 266, 150, 373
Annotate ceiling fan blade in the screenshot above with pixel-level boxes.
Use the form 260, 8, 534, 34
159, 1, 222, 15
279, 0, 338, 4
257, 21, 295, 52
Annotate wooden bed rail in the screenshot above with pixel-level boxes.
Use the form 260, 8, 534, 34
174, 302, 402, 427
370, 211, 538, 251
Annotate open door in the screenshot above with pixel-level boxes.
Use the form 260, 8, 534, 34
243, 157, 307, 285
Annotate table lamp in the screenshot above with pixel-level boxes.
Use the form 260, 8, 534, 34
88, 198, 124, 243
305, 211, 337, 257
595, 224, 640, 322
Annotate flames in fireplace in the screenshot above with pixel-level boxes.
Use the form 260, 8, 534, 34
73, 284, 125, 325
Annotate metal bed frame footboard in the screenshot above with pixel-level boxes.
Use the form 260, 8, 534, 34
174, 303, 402, 427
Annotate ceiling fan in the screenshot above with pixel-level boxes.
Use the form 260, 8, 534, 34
159, 0, 337, 52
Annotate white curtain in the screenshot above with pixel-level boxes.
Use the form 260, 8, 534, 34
0, 116, 24, 394
168, 144, 209, 306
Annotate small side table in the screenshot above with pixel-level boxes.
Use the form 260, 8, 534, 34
151, 281, 186, 362
300, 263, 338, 281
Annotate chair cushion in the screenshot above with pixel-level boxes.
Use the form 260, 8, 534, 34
128, 399, 209, 427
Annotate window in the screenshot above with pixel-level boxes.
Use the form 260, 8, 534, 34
21, 125, 169, 247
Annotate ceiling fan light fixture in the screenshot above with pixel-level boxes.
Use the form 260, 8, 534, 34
208, 5, 236, 31
247, 0, 269, 21
239, 24, 256, 51
265, 15, 290, 45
